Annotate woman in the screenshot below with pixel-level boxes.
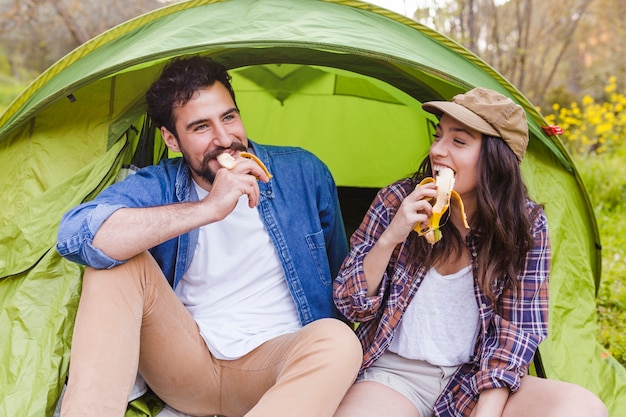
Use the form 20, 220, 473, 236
333, 88, 608, 417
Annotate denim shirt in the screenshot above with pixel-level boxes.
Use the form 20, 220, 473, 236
56, 140, 349, 324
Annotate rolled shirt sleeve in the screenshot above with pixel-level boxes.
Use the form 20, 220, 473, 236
56, 202, 128, 269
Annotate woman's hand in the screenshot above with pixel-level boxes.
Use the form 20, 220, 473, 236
470, 387, 509, 417
380, 182, 437, 247
361, 182, 437, 296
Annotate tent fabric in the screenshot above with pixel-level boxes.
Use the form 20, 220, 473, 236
0, 0, 623, 415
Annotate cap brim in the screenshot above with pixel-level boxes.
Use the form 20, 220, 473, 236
422, 101, 499, 138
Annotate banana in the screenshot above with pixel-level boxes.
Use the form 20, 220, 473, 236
413, 167, 469, 244
216, 151, 273, 179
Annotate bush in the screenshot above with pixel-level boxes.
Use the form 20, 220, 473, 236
545, 76, 626, 156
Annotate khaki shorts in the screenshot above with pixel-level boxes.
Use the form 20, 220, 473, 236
356, 351, 458, 417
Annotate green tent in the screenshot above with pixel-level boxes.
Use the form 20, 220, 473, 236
1, 0, 624, 415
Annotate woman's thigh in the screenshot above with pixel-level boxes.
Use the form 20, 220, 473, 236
333, 381, 421, 417
502, 375, 608, 417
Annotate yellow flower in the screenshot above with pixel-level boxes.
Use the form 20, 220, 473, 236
545, 76, 626, 155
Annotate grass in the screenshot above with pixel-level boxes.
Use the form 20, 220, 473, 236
573, 150, 626, 366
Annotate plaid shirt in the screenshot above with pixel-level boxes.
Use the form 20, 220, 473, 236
333, 179, 550, 417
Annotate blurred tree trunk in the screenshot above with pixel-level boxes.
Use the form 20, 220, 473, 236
412, 0, 594, 108
512, 0, 531, 93
466, 0, 476, 52
0, 0, 623, 106
0, 0, 163, 74
52, 0, 90, 45
536, 1, 591, 99
571, 0, 626, 101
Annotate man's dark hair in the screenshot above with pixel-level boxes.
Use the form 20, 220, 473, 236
146, 55, 238, 137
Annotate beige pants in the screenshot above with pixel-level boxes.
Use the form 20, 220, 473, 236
60, 252, 362, 417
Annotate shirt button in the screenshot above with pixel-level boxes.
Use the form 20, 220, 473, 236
481, 303, 487, 308
472, 252, 478, 257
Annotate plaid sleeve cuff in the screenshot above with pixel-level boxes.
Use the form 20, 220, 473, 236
469, 368, 523, 395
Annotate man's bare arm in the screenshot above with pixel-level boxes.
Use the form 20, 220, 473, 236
92, 201, 214, 261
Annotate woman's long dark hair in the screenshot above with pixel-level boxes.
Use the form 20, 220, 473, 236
405, 135, 542, 304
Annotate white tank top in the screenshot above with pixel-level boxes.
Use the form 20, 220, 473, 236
389, 266, 480, 366
174, 182, 301, 360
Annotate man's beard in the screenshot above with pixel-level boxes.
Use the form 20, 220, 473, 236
192, 141, 247, 184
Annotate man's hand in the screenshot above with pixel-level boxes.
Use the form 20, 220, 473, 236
202, 157, 270, 220
92, 157, 270, 262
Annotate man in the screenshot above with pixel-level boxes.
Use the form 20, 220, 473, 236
56, 56, 362, 417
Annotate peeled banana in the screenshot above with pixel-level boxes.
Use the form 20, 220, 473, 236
414, 167, 469, 244
217, 151, 273, 179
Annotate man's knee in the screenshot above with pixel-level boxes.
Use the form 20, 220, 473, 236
83, 251, 160, 281
81, 251, 165, 302
305, 318, 363, 369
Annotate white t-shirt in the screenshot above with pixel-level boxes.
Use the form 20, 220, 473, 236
174, 182, 301, 360
389, 265, 480, 366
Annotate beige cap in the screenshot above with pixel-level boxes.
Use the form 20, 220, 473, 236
422, 87, 528, 162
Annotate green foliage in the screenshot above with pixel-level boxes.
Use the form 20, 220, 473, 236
575, 151, 626, 366
595, 210, 626, 366
0, 74, 27, 114
0, 51, 37, 114
543, 85, 577, 112
578, 152, 626, 214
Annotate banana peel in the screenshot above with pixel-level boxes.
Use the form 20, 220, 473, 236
217, 151, 273, 179
414, 167, 469, 244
